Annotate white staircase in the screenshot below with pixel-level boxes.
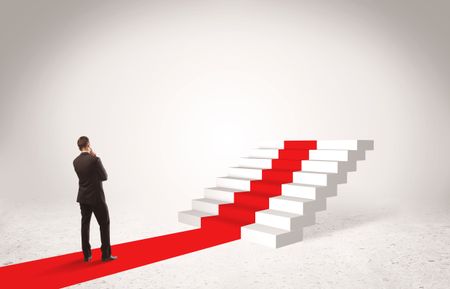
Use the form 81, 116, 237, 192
241, 140, 373, 248
179, 140, 373, 248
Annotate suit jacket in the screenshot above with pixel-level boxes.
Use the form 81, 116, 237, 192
73, 152, 108, 205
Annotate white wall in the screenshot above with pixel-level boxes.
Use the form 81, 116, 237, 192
1, 0, 449, 220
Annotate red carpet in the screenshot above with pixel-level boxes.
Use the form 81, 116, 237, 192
0, 226, 241, 288
0, 141, 317, 288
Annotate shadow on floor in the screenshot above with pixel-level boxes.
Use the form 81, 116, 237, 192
304, 205, 398, 240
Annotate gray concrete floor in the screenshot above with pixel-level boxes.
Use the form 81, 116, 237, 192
1, 201, 449, 289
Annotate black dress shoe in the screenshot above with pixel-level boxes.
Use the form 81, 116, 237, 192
102, 255, 118, 262
84, 255, 92, 262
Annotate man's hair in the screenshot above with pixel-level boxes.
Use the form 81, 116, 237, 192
77, 136, 89, 150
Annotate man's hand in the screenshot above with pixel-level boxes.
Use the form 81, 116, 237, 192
88, 147, 96, 157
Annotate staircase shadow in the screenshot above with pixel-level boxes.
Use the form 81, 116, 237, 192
304, 207, 397, 240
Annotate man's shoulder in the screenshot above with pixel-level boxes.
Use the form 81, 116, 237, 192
73, 154, 81, 164
73, 153, 97, 164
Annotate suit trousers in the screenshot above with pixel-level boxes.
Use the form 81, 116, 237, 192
80, 202, 111, 258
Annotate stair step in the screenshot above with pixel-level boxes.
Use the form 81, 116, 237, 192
228, 167, 294, 182
255, 209, 315, 231
269, 195, 326, 214
228, 167, 263, 179
284, 141, 317, 150
250, 180, 283, 195
234, 192, 270, 209
241, 223, 303, 248
216, 176, 253, 191
292, 171, 346, 186
238, 157, 273, 169
282, 183, 336, 199
219, 204, 260, 224
178, 210, 214, 227
258, 140, 374, 151
258, 140, 316, 150
192, 198, 230, 214
309, 149, 366, 162
316, 140, 374, 150
278, 149, 310, 160
309, 150, 350, 161
248, 148, 279, 159
301, 160, 340, 173
292, 171, 329, 186
204, 187, 239, 202
262, 169, 293, 182
272, 159, 302, 170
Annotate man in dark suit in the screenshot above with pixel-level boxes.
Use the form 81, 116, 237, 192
73, 136, 117, 262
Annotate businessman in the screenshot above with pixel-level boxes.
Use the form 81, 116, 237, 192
73, 136, 117, 262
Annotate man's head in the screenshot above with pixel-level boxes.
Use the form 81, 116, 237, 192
77, 136, 90, 151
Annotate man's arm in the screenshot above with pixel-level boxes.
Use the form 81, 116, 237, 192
96, 157, 108, 181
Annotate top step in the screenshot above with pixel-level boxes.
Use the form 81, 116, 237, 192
258, 140, 374, 151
